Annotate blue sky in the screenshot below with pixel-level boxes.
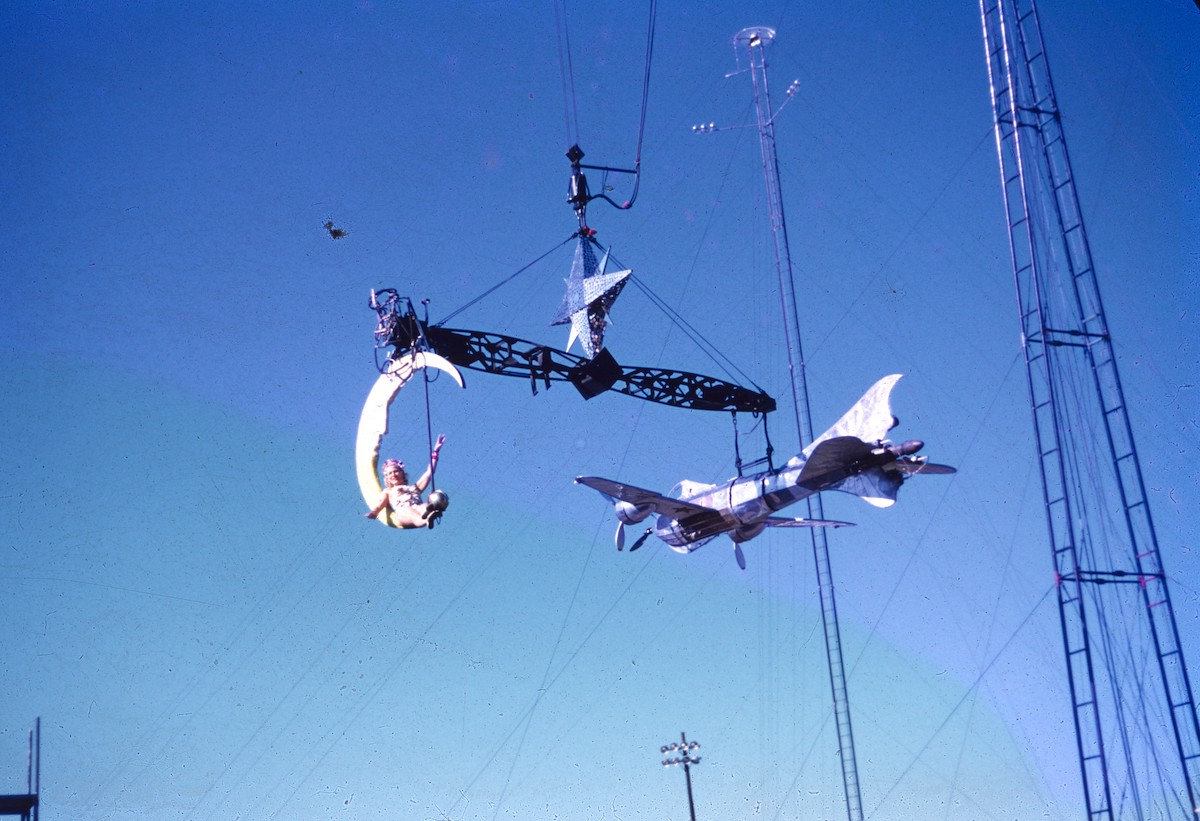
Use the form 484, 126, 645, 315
2, 2, 1197, 818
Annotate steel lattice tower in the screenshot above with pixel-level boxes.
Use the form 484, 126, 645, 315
734, 27, 864, 821
980, 0, 1200, 816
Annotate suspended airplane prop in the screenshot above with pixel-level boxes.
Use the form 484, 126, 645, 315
577, 374, 955, 569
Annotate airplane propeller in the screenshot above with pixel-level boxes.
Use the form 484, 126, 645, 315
734, 543, 747, 571
616, 521, 653, 552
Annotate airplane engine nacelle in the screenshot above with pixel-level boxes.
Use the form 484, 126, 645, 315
655, 515, 713, 553
614, 500, 654, 525
728, 476, 771, 524
730, 522, 767, 544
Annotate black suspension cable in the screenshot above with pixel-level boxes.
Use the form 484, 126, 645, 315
620, 268, 769, 395
419, 302, 439, 493
557, 0, 658, 214
553, 0, 580, 148
611, 0, 655, 210
436, 235, 576, 326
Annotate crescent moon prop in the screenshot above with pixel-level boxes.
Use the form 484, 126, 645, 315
355, 352, 465, 528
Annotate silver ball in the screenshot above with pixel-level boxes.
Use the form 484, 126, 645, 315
427, 489, 449, 513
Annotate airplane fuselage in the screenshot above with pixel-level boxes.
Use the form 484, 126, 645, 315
653, 466, 803, 547
651, 439, 913, 550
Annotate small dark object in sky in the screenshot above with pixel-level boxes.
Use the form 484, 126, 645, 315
324, 219, 348, 239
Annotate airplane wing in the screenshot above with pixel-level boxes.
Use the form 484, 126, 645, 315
762, 516, 855, 528
575, 476, 716, 521
798, 436, 904, 508
806, 374, 903, 454
798, 436, 876, 489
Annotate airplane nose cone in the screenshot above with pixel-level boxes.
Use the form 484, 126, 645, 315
898, 439, 924, 456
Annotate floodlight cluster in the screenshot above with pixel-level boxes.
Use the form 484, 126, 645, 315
660, 740, 701, 767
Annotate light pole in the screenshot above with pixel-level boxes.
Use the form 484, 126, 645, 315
661, 732, 701, 821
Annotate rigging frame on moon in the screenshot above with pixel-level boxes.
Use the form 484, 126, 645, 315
369, 289, 776, 415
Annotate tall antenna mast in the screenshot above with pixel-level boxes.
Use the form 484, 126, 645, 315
981, 0, 1200, 815
716, 27, 865, 821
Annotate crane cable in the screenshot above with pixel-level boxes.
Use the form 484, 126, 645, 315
553, 0, 657, 212
554, 0, 580, 148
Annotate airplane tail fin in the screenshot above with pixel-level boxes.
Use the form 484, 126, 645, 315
761, 516, 855, 528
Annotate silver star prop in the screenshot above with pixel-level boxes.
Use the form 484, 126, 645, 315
550, 237, 631, 358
